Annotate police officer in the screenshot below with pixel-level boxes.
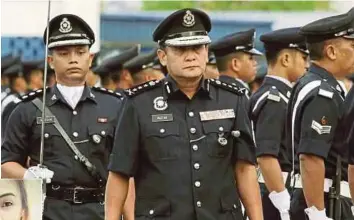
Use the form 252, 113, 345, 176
287, 9, 354, 220
1, 55, 18, 101
250, 63, 267, 94
86, 52, 102, 87
249, 27, 309, 220
210, 29, 263, 98
93, 46, 139, 92
347, 87, 354, 214
123, 48, 165, 86
204, 52, 219, 79
23, 60, 44, 90
105, 8, 263, 220
1, 14, 127, 220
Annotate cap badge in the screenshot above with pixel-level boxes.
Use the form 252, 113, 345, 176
182, 10, 195, 27
153, 96, 168, 111
59, 17, 73, 33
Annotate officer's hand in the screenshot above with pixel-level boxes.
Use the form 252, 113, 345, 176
23, 165, 54, 184
304, 206, 332, 220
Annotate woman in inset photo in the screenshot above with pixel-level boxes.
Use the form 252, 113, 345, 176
0, 179, 29, 220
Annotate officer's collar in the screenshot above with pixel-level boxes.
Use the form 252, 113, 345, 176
309, 63, 344, 95
162, 74, 213, 100
47, 84, 97, 106
264, 75, 292, 97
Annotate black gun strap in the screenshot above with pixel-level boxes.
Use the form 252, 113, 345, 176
32, 98, 105, 188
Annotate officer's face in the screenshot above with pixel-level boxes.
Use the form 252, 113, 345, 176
333, 38, 354, 76
157, 45, 208, 79
288, 50, 309, 82
0, 180, 27, 220
48, 45, 94, 86
30, 71, 44, 89
233, 53, 257, 83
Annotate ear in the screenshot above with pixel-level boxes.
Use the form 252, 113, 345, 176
88, 53, 95, 68
281, 52, 290, 67
230, 57, 241, 72
157, 48, 167, 67
325, 44, 336, 60
47, 55, 54, 69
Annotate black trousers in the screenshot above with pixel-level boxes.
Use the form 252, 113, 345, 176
290, 188, 354, 220
43, 197, 104, 220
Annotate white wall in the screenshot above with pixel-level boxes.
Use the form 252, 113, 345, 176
1, 0, 101, 52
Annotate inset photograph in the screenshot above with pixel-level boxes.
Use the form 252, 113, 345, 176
0, 179, 42, 220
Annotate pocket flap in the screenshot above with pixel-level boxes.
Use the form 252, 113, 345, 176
220, 195, 239, 212
202, 119, 233, 134
88, 125, 114, 137
135, 197, 171, 217
145, 122, 179, 137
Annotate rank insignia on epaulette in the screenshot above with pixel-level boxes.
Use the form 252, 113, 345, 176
124, 80, 162, 97
208, 79, 244, 95
21, 87, 49, 101
92, 87, 123, 99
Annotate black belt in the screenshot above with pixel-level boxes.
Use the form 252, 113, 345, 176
47, 184, 104, 204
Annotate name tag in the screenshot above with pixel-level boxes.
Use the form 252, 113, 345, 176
152, 114, 173, 122
36, 116, 55, 124
199, 109, 235, 121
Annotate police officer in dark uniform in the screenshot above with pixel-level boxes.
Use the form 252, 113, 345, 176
1, 55, 19, 101
105, 8, 263, 220
123, 48, 165, 86
210, 29, 263, 98
287, 9, 354, 220
1, 14, 125, 220
93, 46, 139, 93
346, 87, 354, 218
249, 27, 309, 220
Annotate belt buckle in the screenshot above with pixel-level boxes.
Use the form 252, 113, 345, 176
73, 186, 84, 204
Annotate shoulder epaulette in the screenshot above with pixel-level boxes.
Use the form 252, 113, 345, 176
20, 87, 50, 102
124, 80, 162, 97
267, 86, 281, 102
318, 80, 333, 99
208, 79, 245, 95
92, 87, 124, 99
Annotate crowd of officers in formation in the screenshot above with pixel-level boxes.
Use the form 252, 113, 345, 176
1, 6, 354, 220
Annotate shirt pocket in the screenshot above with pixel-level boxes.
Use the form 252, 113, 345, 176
32, 125, 64, 158
202, 119, 234, 158
144, 122, 180, 161
88, 124, 114, 156
135, 197, 171, 220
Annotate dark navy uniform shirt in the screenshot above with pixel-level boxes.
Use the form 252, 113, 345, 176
1, 84, 123, 187
249, 76, 293, 172
286, 64, 347, 180
345, 87, 354, 164
108, 76, 256, 220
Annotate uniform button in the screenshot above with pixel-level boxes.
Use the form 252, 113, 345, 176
192, 145, 199, 151
232, 130, 241, 138
73, 110, 77, 115
190, 128, 196, 134
74, 155, 78, 160
160, 128, 165, 134
73, 132, 78, 137
196, 201, 202, 207
219, 126, 224, 132
188, 111, 194, 117
149, 209, 154, 215
194, 163, 200, 170
44, 133, 49, 138
101, 131, 106, 136
233, 204, 237, 209
195, 181, 201, 188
